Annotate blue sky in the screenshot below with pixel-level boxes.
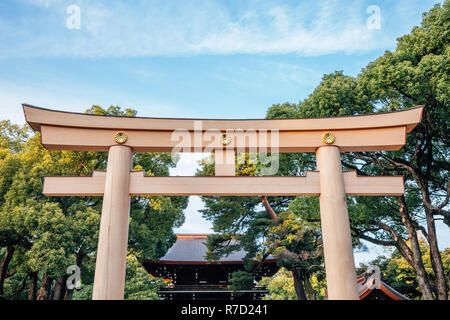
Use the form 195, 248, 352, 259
0, 0, 447, 265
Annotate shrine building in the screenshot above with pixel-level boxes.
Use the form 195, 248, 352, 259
143, 234, 409, 300
142, 234, 279, 300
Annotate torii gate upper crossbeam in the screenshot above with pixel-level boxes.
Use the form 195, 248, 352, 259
23, 104, 422, 153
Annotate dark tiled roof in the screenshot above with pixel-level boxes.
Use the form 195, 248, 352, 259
152, 234, 275, 264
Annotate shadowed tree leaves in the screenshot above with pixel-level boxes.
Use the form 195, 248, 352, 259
0, 105, 187, 300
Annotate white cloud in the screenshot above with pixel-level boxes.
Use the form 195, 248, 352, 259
26, 0, 61, 8
2, 0, 398, 58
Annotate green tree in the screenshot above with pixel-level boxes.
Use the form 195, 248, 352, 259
269, 2, 449, 300
197, 151, 324, 299
0, 105, 188, 300
357, 241, 450, 300
350, 1, 449, 300
197, 153, 293, 296
228, 270, 254, 296
199, 1, 449, 300
259, 268, 298, 300
72, 255, 166, 300
265, 211, 324, 300
258, 267, 328, 300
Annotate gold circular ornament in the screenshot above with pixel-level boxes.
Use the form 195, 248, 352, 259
321, 132, 335, 145
114, 131, 128, 144
221, 133, 232, 146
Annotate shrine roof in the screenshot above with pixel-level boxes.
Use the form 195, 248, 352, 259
146, 234, 276, 265
357, 269, 409, 300
323, 267, 409, 300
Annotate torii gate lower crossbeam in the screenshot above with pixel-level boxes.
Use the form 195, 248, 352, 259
22, 104, 423, 300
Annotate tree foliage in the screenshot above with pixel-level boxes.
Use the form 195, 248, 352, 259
0, 105, 187, 300
265, 211, 324, 300
72, 255, 167, 300
357, 241, 450, 300
198, 1, 449, 300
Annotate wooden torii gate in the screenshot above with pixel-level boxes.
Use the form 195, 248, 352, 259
23, 104, 423, 300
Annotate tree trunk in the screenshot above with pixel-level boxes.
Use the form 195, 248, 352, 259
52, 275, 67, 300
37, 273, 53, 300
0, 245, 15, 296
64, 287, 74, 300
261, 196, 278, 222
28, 272, 38, 300
292, 269, 307, 300
406, 124, 448, 300
398, 196, 435, 300
371, 219, 435, 299
425, 208, 448, 300
8, 274, 29, 299
303, 276, 316, 300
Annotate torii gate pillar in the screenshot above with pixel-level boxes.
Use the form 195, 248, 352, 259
92, 145, 133, 300
316, 146, 359, 300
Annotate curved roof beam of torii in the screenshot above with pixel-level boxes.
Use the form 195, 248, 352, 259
23, 103, 423, 132
22, 104, 423, 153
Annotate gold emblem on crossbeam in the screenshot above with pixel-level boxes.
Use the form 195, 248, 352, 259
221, 133, 232, 146
322, 132, 335, 145
114, 131, 128, 144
